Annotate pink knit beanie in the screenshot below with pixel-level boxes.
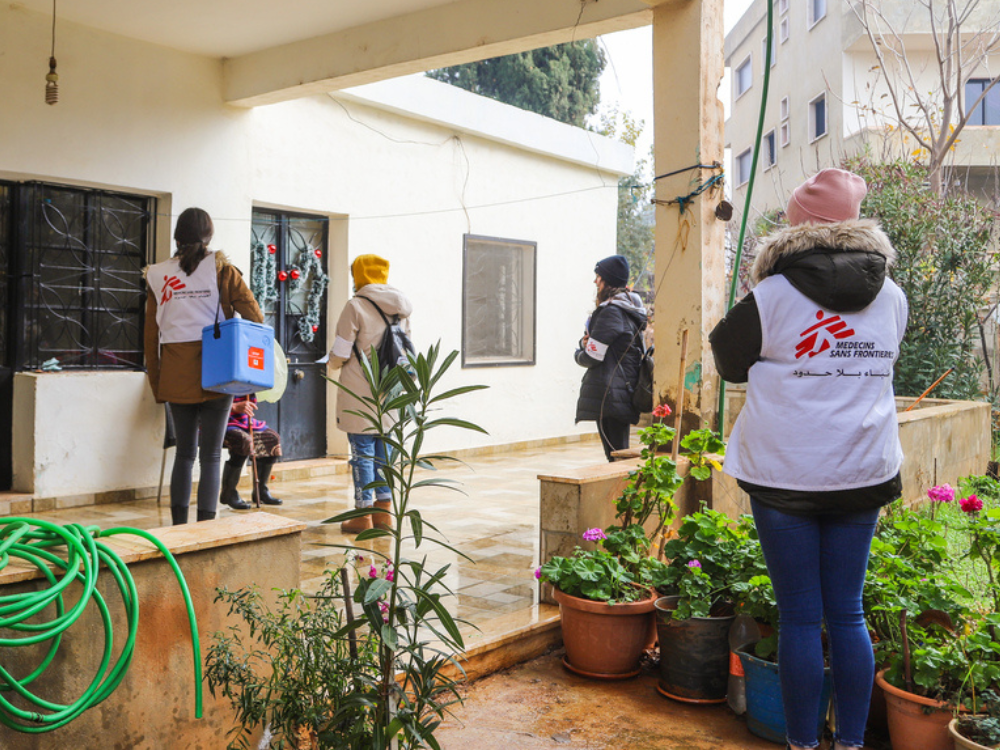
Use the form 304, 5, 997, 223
786, 168, 867, 226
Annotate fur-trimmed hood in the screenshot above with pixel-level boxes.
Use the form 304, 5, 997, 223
750, 219, 897, 314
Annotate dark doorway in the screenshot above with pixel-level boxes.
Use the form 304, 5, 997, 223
250, 210, 329, 461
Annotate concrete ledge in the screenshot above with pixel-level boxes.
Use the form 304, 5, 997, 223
1, 513, 304, 749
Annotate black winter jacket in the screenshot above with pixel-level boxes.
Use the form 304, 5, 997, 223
575, 292, 647, 424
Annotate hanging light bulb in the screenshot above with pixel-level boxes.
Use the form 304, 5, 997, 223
45, 0, 59, 105
45, 57, 59, 105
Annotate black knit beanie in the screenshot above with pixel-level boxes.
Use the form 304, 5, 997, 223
594, 255, 630, 288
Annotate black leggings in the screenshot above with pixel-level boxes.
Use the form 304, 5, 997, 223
598, 417, 630, 462
169, 396, 233, 515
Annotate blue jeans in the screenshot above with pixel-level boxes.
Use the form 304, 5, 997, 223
750, 499, 880, 749
348, 434, 392, 509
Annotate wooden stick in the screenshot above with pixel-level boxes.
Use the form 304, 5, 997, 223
671, 329, 690, 461
340, 567, 358, 661
904, 368, 954, 412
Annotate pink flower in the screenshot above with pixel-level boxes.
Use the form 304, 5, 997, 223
379, 601, 389, 613
960, 494, 984, 514
534, 567, 542, 580
687, 559, 702, 569
368, 564, 378, 578
927, 484, 955, 503
582, 528, 607, 542
385, 570, 394, 582
653, 404, 672, 418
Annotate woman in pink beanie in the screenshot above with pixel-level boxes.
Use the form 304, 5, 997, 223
710, 168, 908, 750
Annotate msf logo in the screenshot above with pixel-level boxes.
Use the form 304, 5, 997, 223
160, 275, 186, 305
796, 310, 855, 359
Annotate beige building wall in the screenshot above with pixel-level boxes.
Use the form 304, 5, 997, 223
726, 0, 1000, 216
2, 5, 631, 498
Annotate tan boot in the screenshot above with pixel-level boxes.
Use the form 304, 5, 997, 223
373, 500, 394, 531
341, 512, 373, 534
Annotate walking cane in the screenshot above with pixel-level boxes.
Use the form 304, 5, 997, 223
249, 418, 261, 509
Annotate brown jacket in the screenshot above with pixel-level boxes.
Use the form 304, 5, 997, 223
144, 253, 263, 404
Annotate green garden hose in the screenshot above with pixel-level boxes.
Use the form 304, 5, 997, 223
717, 0, 775, 432
0, 518, 202, 733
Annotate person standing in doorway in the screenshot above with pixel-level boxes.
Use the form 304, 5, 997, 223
328, 254, 413, 534
574, 254, 647, 461
710, 168, 907, 750
144, 207, 264, 525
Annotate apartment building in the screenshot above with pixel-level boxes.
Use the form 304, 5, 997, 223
725, 0, 1000, 217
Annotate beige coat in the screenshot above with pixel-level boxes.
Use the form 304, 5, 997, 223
144, 253, 263, 404
329, 283, 413, 435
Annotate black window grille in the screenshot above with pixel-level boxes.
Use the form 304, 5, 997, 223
0, 181, 154, 371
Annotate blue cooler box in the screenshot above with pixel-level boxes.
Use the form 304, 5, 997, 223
201, 319, 275, 395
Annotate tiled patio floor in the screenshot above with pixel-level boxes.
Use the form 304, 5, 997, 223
26, 436, 607, 650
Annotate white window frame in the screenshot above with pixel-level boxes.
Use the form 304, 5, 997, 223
736, 148, 754, 186
735, 55, 753, 100
809, 0, 827, 28
780, 96, 790, 121
809, 93, 828, 142
780, 16, 790, 43
762, 36, 776, 68
462, 234, 537, 367
780, 121, 791, 147
778, 0, 789, 14
763, 130, 777, 169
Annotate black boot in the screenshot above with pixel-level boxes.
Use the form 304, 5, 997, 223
253, 457, 283, 506
197, 509, 216, 522
220, 455, 252, 510
171, 505, 189, 526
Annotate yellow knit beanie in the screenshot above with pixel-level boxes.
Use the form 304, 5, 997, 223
352, 254, 390, 289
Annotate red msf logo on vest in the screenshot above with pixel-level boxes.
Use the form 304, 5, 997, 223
796, 310, 855, 359
160, 275, 186, 305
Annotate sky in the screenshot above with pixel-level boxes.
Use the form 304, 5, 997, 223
595, 0, 755, 171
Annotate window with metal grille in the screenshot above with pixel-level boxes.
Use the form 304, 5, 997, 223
462, 235, 536, 367
0, 181, 153, 371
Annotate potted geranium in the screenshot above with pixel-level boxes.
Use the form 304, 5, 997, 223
874, 480, 1000, 750
538, 405, 683, 679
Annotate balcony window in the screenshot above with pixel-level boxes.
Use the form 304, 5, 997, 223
965, 78, 1000, 126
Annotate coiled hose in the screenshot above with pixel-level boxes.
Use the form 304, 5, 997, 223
0, 518, 201, 733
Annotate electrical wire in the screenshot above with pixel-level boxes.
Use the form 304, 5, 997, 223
0, 518, 201, 733
716, 0, 775, 432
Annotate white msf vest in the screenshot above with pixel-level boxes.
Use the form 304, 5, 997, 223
147, 252, 220, 344
724, 274, 908, 491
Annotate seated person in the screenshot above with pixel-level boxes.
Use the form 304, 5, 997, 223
220, 395, 283, 509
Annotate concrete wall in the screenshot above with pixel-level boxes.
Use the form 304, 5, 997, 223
0, 514, 304, 750
2, 4, 630, 498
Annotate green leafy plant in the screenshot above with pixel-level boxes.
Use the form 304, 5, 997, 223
208, 345, 486, 749
540, 407, 716, 605
320, 343, 488, 750
678, 428, 726, 481
956, 689, 1000, 748
653, 508, 760, 621
205, 572, 380, 750
730, 573, 779, 660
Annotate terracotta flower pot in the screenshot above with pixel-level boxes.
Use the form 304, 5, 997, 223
875, 669, 953, 750
553, 587, 656, 680
949, 717, 999, 750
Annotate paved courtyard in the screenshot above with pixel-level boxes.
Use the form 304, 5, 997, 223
26, 436, 606, 648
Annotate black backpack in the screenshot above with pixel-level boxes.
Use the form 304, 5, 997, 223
632, 343, 654, 414
353, 296, 415, 375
